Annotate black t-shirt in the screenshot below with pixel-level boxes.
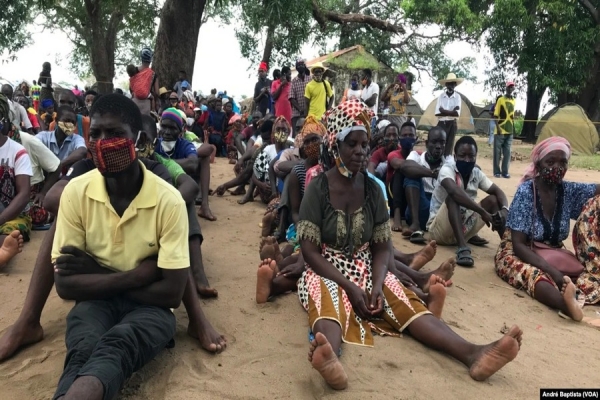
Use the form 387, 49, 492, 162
254, 78, 272, 115
63, 159, 173, 186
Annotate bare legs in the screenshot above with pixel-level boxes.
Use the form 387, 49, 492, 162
189, 235, 218, 298
196, 145, 216, 221
533, 277, 583, 321
0, 224, 54, 361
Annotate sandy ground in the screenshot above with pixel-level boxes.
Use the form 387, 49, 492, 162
0, 137, 599, 400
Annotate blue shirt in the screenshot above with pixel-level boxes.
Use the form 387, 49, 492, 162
154, 137, 198, 160
507, 180, 595, 243
35, 130, 86, 161
209, 110, 226, 132
367, 171, 389, 214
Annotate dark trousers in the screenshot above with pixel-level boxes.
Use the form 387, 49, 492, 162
493, 134, 512, 176
437, 119, 457, 156
209, 133, 226, 157
390, 169, 407, 219
404, 177, 432, 231
54, 296, 176, 400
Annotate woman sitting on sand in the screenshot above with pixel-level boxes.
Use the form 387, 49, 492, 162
293, 99, 521, 390
495, 137, 600, 321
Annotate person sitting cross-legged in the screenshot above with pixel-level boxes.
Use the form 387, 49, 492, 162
49, 94, 225, 400
400, 126, 447, 244
427, 136, 508, 267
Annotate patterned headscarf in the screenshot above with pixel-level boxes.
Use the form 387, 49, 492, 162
271, 116, 291, 143
521, 137, 571, 183
161, 108, 184, 131
325, 98, 374, 149
295, 115, 326, 148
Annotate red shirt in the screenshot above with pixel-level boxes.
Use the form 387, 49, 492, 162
272, 80, 292, 125
370, 147, 395, 183
387, 149, 423, 183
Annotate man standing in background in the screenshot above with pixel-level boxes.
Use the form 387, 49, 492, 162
435, 73, 463, 156
289, 58, 311, 135
253, 62, 272, 116
493, 82, 516, 178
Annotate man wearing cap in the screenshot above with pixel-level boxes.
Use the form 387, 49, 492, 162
253, 62, 272, 116
435, 73, 463, 156
493, 82, 516, 178
304, 62, 333, 120
289, 58, 311, 135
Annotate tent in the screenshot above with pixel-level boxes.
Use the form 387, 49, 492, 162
418, 91, 478, 134
536, 103, 599, 155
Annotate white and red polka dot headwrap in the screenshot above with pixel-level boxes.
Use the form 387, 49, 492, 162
325, 99, 374, 149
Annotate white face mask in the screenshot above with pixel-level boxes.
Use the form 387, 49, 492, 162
161, 140, 177, 152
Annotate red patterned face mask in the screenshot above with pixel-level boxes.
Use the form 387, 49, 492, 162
88, 137, 137, 175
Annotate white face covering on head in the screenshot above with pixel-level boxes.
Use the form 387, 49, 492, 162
161, 140, 177, 152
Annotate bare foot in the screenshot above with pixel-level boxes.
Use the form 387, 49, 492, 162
261, 212, 276, 237
391, 210, 402, 233
0, 320, 44, 361
256, 259, 276, 304
409, 240, 438, 270
428, 257, 456, 283
469, 325, 522, 381
197, 285, 218, 298
237, 193, 253, 205
187, 319, 227, 354
308, 332, 348, 390
230, 186, 246, 196
0, 231, 23, 268
561, 277, 584, 322
425, 275, 446, 318
259, 237, 283, 264
198, 205, 217, 222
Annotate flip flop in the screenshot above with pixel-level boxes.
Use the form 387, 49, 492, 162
456, 246, 474, 267
409, 230, 427, 244
468, 235, 489, 247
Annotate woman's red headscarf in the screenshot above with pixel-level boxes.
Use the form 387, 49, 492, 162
520, 137, 571, 183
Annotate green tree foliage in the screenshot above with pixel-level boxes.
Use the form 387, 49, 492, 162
0, 0, 34, 57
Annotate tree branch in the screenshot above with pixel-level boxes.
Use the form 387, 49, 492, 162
310, 0, 405, 34
578, 0, 600, 24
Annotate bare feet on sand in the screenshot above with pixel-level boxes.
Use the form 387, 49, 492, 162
0, 320, 44, 361
561, 277, 584, 321
259, 237, 283, 264
261, 212, 276, 237
187, 320, 227, 353
409, 241, 437, 270
308, 332, 348, 390
425, 275, 446, 318
469, 325, 522, 381
428, 257, 456, 284
197, 284, 219, 299
230, 186, 246, 196
0, 230, 23, 268
238, 191, 254, 205
256, 259, 276, 304
198, 205, 217, 222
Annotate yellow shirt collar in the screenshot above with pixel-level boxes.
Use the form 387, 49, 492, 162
86, 160, 158, 209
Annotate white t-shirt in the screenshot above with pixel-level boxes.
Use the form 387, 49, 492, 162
406, 151, 446, 194
427, 160, 493, 229
19, 131, 60, 185
434, 92, 461, 121
0, 137, 33, 184
361, 82, 380, 115
8, 100, 33, 131
346, 88, 362, 100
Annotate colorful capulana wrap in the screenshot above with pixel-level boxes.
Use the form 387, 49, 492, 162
294, 115, 327, 148
520, 137, 571, 183
325, 98, 374, 149
161, 107, 184, 131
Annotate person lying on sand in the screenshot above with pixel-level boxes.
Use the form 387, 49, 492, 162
298, 100, 522, 389
0, 95, 225, 366
495, 137, 600, 321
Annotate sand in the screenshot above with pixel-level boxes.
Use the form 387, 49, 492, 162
0, 138, 599, 399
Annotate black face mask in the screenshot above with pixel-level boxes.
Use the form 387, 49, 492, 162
456, 160, 475, 179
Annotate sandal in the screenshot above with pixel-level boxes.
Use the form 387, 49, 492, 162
468, 235, 489, 247
409, 230, 427, 244
456, 246, 474, 267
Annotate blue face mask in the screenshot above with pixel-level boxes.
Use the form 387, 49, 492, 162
351, 81, 359, 90
201, 105, 208, 112
456, 160, 476, 178
399, 137, 416, 153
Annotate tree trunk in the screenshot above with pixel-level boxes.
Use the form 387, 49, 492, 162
574, 52, 600, 121
520, 83, 546, 142
85, 3, 121, 94
154, 0, 207, 91
262, 24, 275, 65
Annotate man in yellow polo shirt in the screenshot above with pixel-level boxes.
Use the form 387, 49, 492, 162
51, 94, 190, 400
493, 81, 516, 178
304, 62, 333, 119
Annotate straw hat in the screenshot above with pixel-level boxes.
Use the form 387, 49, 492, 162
438, 73, 464, 85
309, 62, 328, 72
158, 87, 171, 96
